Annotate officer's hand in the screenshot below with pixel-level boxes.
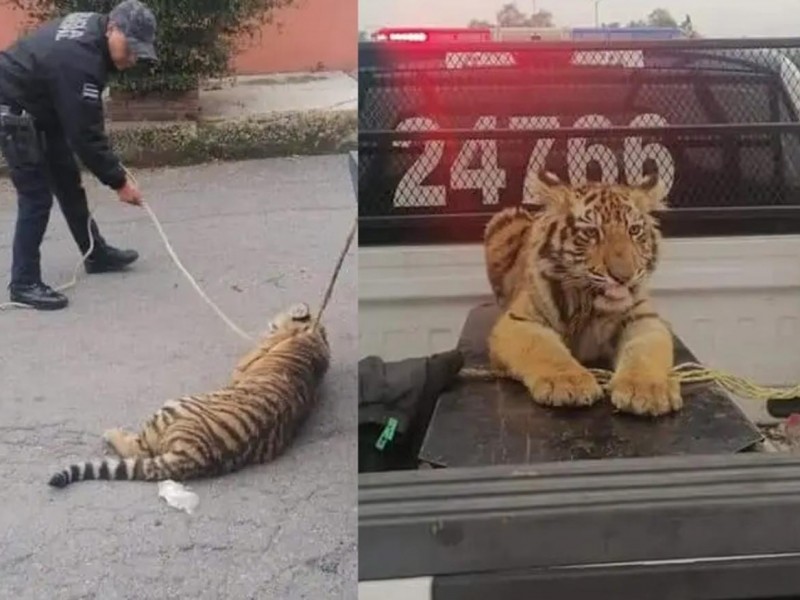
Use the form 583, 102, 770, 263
117, 179, 142, 206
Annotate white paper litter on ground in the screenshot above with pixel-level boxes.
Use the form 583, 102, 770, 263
158, 480, 200, 514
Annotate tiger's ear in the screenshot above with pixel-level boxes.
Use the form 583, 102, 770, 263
631, 172, 668, 213
531, 170, 572, 211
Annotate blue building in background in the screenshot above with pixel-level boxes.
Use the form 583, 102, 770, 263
571, 27, 687, 41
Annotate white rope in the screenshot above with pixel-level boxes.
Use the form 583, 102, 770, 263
1, 167, 352, 347
0, 205, 98, 311
0, 197, 255, 344
139, 200, 254, 343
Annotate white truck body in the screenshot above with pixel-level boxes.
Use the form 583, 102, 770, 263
360, 235, 800, 388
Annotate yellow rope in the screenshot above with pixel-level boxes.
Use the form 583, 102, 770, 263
459, 362, 800, 401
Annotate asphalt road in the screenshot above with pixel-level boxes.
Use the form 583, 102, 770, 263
0, 156, 357, 599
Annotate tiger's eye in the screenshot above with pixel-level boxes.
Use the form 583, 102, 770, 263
629, 224, 643, 236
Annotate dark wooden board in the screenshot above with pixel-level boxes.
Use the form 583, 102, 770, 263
419, 303, 763, 467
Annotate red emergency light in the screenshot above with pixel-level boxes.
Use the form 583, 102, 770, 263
372, 27, 493, 44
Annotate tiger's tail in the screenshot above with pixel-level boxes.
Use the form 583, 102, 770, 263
48, 453, 189, 488
484, 207, 535, 304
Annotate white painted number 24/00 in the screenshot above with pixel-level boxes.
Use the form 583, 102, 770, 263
392, 114, 676, 207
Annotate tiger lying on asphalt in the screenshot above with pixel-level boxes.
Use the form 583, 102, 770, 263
48, 302, 330, 487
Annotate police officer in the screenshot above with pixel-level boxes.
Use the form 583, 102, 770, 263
0, 0, 157, 310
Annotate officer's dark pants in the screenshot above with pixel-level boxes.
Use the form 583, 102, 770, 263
0, 120, 105, 286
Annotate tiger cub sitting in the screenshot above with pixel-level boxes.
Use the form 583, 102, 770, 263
484, 170, 681, 417
49, 302, 330, 488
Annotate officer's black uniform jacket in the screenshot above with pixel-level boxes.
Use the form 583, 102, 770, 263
0, 12, 126, 190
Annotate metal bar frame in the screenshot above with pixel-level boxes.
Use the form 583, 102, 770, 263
361, 70, 777, 87
359, 454, 800, 592
359, 37, 800, 54
432, 555, 800, 600
360, 123, 800, 143
358, 35, 800, 242
359, 207, 800, 243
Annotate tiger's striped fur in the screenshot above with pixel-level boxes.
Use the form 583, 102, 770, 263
484, 170, 681, 417
48, 303, 330, 488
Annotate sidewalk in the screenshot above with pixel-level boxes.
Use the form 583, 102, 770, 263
109, 70, 357, 169
200, 71, 357, 119
1, 71, 358, 173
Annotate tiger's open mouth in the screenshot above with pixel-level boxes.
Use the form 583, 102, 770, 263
594, 283, 634, 312
603, 284, 632, 302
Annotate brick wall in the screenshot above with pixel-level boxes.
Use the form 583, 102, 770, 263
234, 0, 357, 74
0, 5, 26, 50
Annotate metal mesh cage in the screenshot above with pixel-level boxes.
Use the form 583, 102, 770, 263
358, 39, 800, 243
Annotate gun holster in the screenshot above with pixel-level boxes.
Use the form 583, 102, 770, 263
0, 105, 42, 166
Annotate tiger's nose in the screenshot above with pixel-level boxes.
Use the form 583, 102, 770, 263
606, 254, 635, 284
607, 267, 631, 285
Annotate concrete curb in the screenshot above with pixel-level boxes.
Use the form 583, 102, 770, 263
0, 108, 357, 176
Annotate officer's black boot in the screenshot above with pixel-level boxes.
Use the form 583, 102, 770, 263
8, 282, 69, 311
84, 244, 139, 274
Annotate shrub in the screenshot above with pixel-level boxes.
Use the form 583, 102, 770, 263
2, 0, 293, 92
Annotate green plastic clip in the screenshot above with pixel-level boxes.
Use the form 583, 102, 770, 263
375, 417, 399, 451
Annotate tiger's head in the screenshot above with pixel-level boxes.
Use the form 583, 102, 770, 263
263, 302, 327, 345
231, 303, 329, 384
531, 170, 667, 314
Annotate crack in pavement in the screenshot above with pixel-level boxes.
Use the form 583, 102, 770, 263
0, 552, 34, 570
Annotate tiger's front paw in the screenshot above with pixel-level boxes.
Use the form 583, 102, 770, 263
102, 428, 126, 455
102, 428, 143, 458
609, 370, 682, 417
525, 366, 603, 408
